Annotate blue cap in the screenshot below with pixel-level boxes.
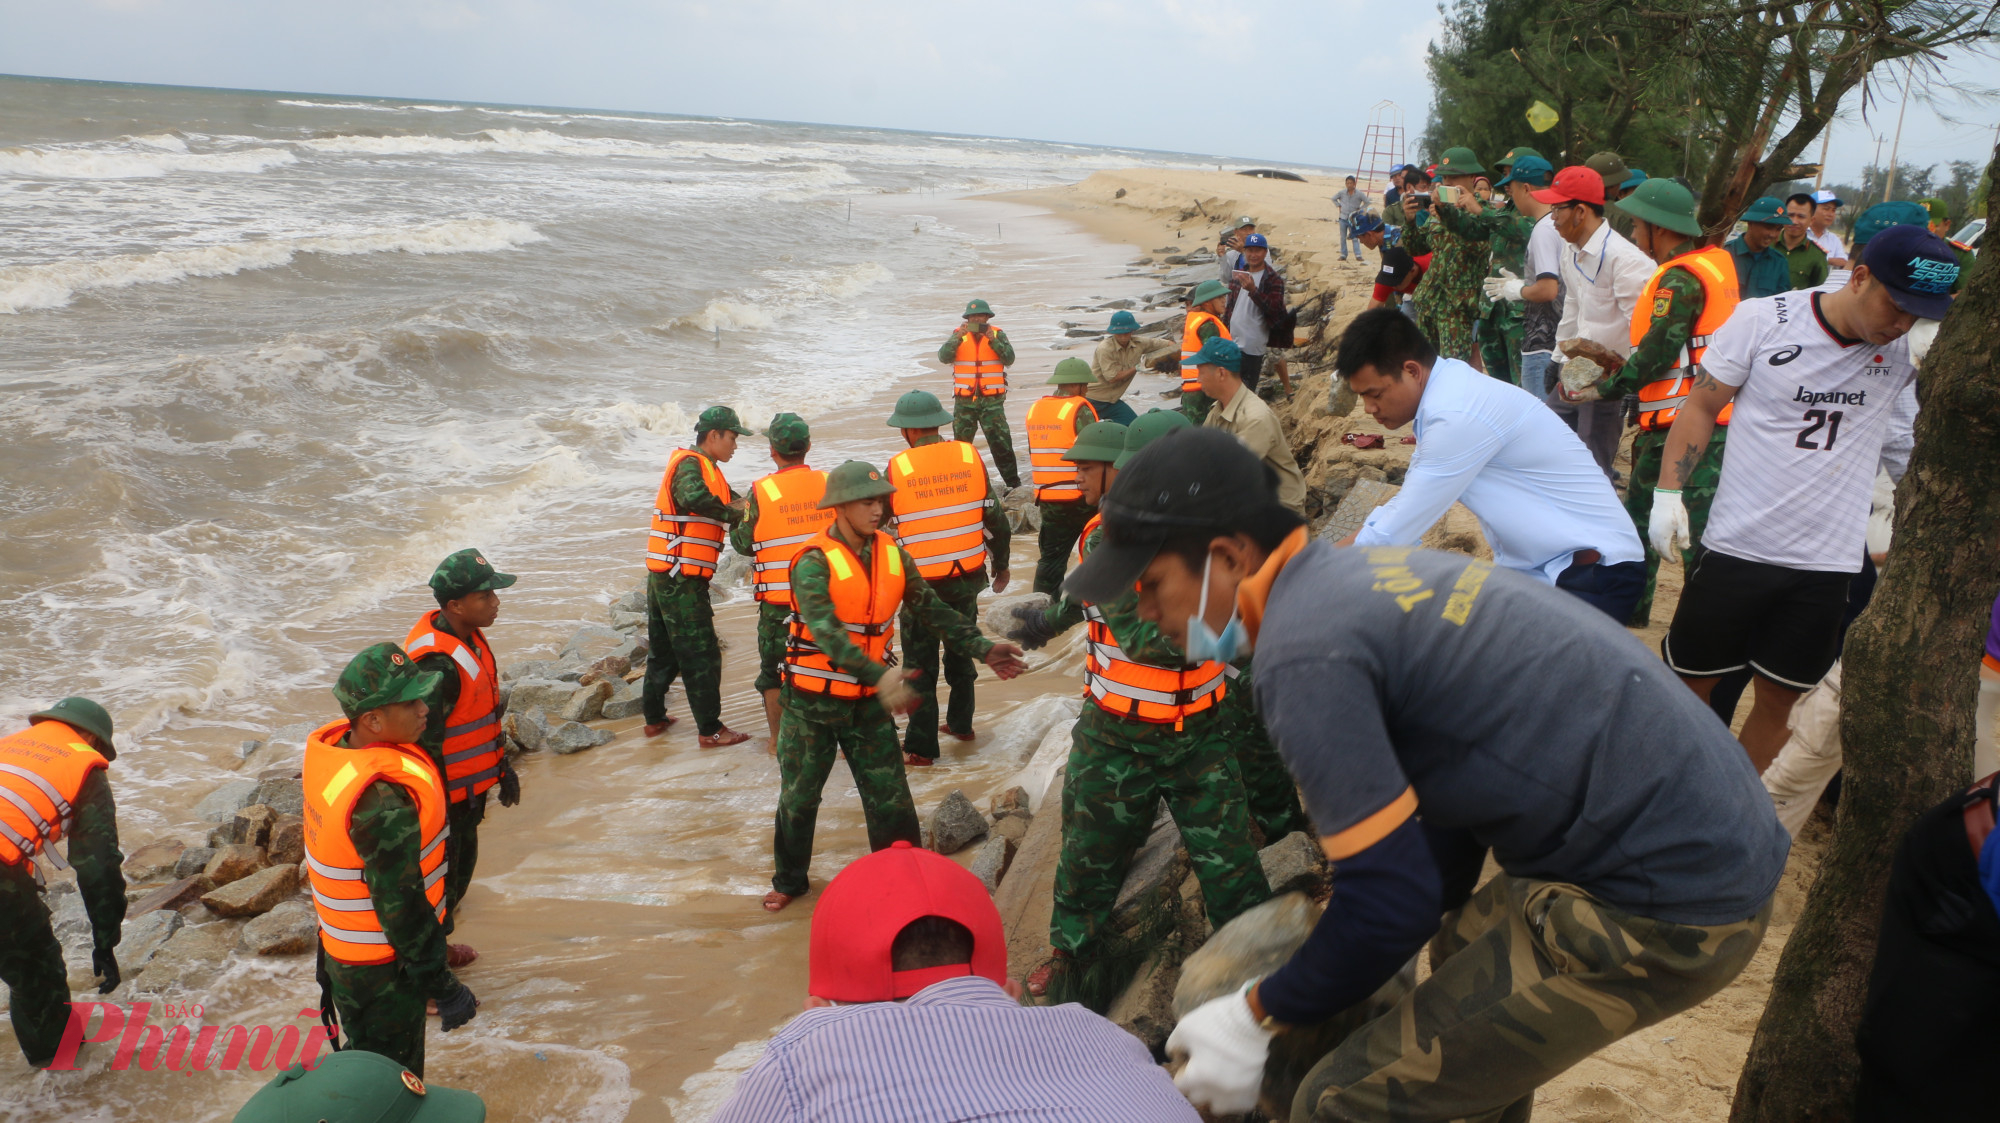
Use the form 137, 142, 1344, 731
1190, 336, 1241, 373
1862, 225, 1960, 320
1241, 232, 1269, 249
1106, 309, 1141, 334
1493, 154, 1554, 188
1350, 212, 1386, 235
1620, 168, 1649, 190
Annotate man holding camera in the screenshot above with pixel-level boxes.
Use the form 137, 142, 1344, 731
1399, 147, 1494, 365
938, 300, 1021, 490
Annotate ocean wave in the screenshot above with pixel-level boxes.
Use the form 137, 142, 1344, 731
0, 217, 546, 314
295, 127, 658, 159
659, 261, 893, 334
0, 142, 298, 179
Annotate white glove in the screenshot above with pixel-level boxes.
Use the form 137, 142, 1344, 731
1482, 268, 1525, 303
1166, 985, 1272, 1115
1556, 356, 1606, 402
1650, 488, 1691, 559
1906, 319, 1940, 369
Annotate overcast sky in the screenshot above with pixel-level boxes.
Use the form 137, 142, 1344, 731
1, 0, 1993, 183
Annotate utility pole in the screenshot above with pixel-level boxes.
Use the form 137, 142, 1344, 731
1882, 59, 1915, 202
1813, 126, 1832, 190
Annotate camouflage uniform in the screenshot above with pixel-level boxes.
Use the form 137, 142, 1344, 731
1178, 317, 1226, 426
1594, 256, 1727, 627
412, 610, 512, 926
938, 328, 1021, 489
1034, 499, 1096, 597
643, 455, 743, 736
891, 434, 1012, 760
0, 770, 122, 1067
1287, 876, 1770, 1121
772, 535, 995, 896
728, 494, 805, 695
1218, 657, 1310, 844
1401, 210, 1491, 363
1434, 201, 1533, 386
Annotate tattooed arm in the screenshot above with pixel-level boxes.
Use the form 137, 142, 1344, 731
1656, 368, 1738, 491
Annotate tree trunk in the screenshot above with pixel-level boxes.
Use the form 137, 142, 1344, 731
1730, 145, 2000, 1122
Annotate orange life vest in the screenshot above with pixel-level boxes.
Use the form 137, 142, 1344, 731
645, 448, 733, 578
1074, 516, 1227, 726
1025, 396, 1100, 503
887, 440, 990, 580
302, 720, 450, 966
749, 465, 831, 609
784, 529, 905, 700
952, 331, 1008, 398
1180, 310, 1232, 393
1630, 246, 1740, 432
0, 721, 109, 883
403, 613, 503, 805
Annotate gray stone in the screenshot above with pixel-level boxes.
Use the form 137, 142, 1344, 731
577, 655, 631, 686
969, 834, 1012, 893
1108, 952, 1180, 1052
928, 789, 988, 856
1111, 811, 1188, 933
600, 679, 644, 721
252, 777, 304, 816
507, 677, 578, 719
201, 863, 299, 918
611, 634, 648, 666
610, 587, 648, 615
194, 779, 259, 823
547, 721, 614, 755
237, 739, 264, 760
240, 726, 308, 772
204, 844, 268, 888
242, 900, 318, 956
217, 804, 278, 849
122, 839, 187, 885
711, 551, 752, 591
119, 909, 185, 970
610, 610, 647, 632
1174, 892, 1320, 1018
503, 708, 549, 753
174, 847, 217, 880
1318, 478, 1400, 543
560, 678, 614, 722
268, 815, 305, 866
132, 876, 210, 916
992, 815, 1029, 844
989, 786, 1032, 820
1259, 831, 1328, 898
562, 624, 628, 664
503, 659, 562, 682
129, 921, 240, 995
996, 768, 1067, 979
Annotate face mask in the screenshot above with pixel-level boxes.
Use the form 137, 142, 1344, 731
1185, 549, 1249, 665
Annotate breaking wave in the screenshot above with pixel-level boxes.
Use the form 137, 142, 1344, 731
0, 142, 298, 179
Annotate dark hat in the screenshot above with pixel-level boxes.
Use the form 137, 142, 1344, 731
1189, 278, 1230, 305
428, 548, 516, 604
1113, 408, 1192, 470
1106, 310, 1142, 334
28, 697, 115, 758
764, 412, 811, 456
1620, 168, 1649, 191
1737, 196, 1793, 227
1862, 225, 1961, 320
818, 460, 897, 508
1350, 212, 1387, 236
1851, 201, 1932, 251
1497, 145, 1545, 168
1062, 420, 1129, 464
886, 390, 954, 429
1189, 336, 1241, 374
694, 405, 754, 436
1065, 428, 1278, 604
333, 643, 441, 723
230, 1050, 484, 1123
1584, 151, 1631, 191
1493, 154, 1554, 188
1241, 232, 1269, 249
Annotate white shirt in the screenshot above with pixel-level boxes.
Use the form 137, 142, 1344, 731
1229, 267, 1269, 355
1556, 220, 1655, 357
1810, 228, 1848, 263
1701, 287, 1916, 572
1354, 358, 1644, 581
1522, 212, 1566, 354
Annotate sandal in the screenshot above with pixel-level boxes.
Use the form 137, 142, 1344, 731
904, 753, 934, 767
700, 726, 751, 748
762, 891, 795, 913
938, 724, 976, 743
643, 716, 677, 737
1024, 951, 1071, 998
1341, 432, 1385, 449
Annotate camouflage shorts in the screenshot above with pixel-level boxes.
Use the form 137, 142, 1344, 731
1290, 876, 1771, 1122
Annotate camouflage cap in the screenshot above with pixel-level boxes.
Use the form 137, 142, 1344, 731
818, 460, 897, 508
1062, 420, 1129, 463
429, 548, 517, 604
333, 643, 442, 723
230, 1050, 484, 1123
764, 412, 811, 456
1046, 357, 1094, 385
694, 405, 754, 436
28, 696, 115, 758
1114, 409, 1192, 469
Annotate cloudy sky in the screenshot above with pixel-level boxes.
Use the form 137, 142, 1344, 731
1, 0, 1993, 182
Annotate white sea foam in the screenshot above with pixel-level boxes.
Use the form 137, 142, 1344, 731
0, 142, 298, 179
0, 217, 545, 313
295, 127, 659, 159
665, 261, 893, 334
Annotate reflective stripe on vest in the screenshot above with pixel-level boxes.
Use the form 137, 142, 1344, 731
1026, 396, 1100, 502
0, 722, 107, 880
1071, 518, 1226, 725
1630, 246, 1741, 433
749, 466, 831, 608
301, 721, 451, 966
1180, 311, 1232, 393
953, 332, 1008, 398
785, 530, 906, 700
404, 613, 504, 804
645, 448, 733, 578
887, 441, 990, 580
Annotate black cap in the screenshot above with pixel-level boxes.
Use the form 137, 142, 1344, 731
1062, 428, 1280, 604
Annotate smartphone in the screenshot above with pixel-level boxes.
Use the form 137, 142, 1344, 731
1435, 185, 1460, 206
1412, 192, 1433, 208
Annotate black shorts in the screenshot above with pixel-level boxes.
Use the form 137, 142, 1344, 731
1662, 548, 1851, 690
1239, 351, 1265, 391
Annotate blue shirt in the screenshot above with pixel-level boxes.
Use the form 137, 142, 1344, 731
1725, 235, 1794, 298
1354, 358, 1643, 581
710, 976, 1201, 1123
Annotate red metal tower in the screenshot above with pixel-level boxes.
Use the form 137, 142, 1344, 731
1354, 101, 1406, 195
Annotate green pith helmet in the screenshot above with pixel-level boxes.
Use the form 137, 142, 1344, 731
1047, 357, 1094, 385
886, 390, 954, 429
1189, 278, 1229, 306
333, 643, 442, 724
28, 697, 115, 758
1737, 196, 1793, 226
428, 548, 517, 605
1436, 146, 1486, 177
694, 405, 754, 436
764, 412, 811, 456
963, 298, 994, 318
817, 460, 897, 508
1585, 151, 1631, 190
230, 1050, 484, 1123
1497, 145, 1544, 169
1063, 420, 1129, 463
1115, 409, 1192, 469
1612, 178, 1704, 239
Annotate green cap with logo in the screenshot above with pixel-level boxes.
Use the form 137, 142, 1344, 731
1046, 357, 1094, 385
764, 412, 811, 456
886, 389, 954, 429
333, 643, 442, 723
1189, 278, 1230, 306
694, 405, 754, 436
1737, 196, 1793, 226
230, 1049, 484, 1123
817, 460, 897, 508
1063, 420, 1129, 463
1919, 197, 1950, 227
1115, 409, 1192, 469
1436, 147, 1486, 177
963, 298, 994, 318
28, 697, 115, 759
1613, 178, 1704, 239
1850, 200, 1932, 251
428, 548, 516, 605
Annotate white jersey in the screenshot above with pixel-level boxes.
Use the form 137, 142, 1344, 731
1810, 228, 1847, 262
1701, 286, 1916, 572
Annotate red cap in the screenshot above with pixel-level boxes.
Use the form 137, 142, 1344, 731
808, 841, 1008, 1002
1532, 166, 1607, 206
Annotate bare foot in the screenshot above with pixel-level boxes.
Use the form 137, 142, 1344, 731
762, 891, 795, 912
643, 717, 677, 737
426, 999, 439, 1016
938, 723, 976, 742
445, 943, 479, 968
700, 726, 751, 748
904, 753, 934, 767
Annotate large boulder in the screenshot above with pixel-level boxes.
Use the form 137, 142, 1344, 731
547, 721, 613, 755
267, 815, 306, 866
1259, 832, 1328, 898
601, 679, 644, 721
507, 677, 577, 720
201, 863, 300, 918
131, 876, 210, 916
610, 587, 648, 615
577, 654, 631, 686
503, 659, 562, 683
996, 768, 1068, 980
119, 908, 186, 972
174, 847, 217, 881
242, 900, 318, 955
122, 839, 187, 885
989, 786, 1032, 820
1174, 892, 1321, 1018
128, 921, 241, 996
252, 777, 305, 816
560, 679, 614, 723
503, 708, 549, 753
562, 624, 629, 665
610, 610, 647, 633
1110, 808, 1188, 934
194, 780, 259, 823
204, 844, 268, 888
929, 790, 988, 856
969, 834, 1013, 893
212, 804, 278, 849
1107, 952, 1180, 1052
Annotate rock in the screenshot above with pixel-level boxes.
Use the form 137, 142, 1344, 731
132, 875, 212, 916
227, 804, 280, 849
996, 768, 1068, 979
129, 921, 240, 995
174, 847, 217, 881
503, 708, 550, 752
562, 624, 629, 663
1259, 831, 1328, 897
242, 900, 318, 955
252, 777, 305, 816
507, 677, 577, 719
1174, 892, 1320, 1018
503, 659, 562, 682
601, 679, 644, 721
981, 593, 1051, 639
239, 725, 309, 773
204, 844, 269, 888
1111, 810, 1189, 933
1107, 952, 1180, 1052
119, 908, 186, 971
194, 779, 259, 823
610, 586, 648, 615
1004, 707, 1084, 814
237, 739, 264, 760
609, 610, 647, 632
547, 721, 613, 755
122, 839, 187, 884
989, 786, 1031, 819
929, 790, 988, 856
969, 834, 1013, 892
1317, 478, 1400, 543
268, 815, 306, 866
201, 863, 300, 918
611, 634, 649, 667
560, 679, 614, 723
992, 815, 1030, 844
711, 551, 752, 591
